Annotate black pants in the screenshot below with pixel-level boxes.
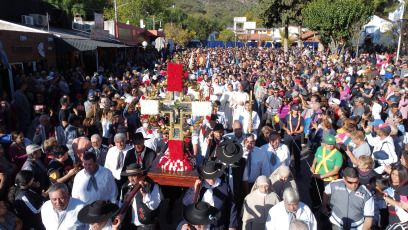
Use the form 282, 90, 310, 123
309, 177, 330, 212
284, 134, 302, 173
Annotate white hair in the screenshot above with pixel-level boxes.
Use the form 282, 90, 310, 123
289, 219, 309, 230
283, 187, 300, 204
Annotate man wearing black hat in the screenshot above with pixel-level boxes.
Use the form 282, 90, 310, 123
281, 104, 304, 177
176, 201, 221, 230
78, 200, 123, 230
204, 123, 226, 160
123, 132, 156, 174
183, 161, 238, 230
120, 163, 162, 230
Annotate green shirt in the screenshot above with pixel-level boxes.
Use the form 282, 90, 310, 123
314, 146, 343, 177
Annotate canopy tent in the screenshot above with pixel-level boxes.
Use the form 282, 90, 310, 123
54, 37, 131, 53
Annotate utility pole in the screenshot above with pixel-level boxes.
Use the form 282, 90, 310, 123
153, 17, 155, 30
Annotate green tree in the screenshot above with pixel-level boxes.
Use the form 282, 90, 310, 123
257, 0, 307, 52
278, 29, 294, 47
44, 0, 107, 19
164, 22, 194, 45
104, 0, 171, 27
186, 14, 221, 42
217, 29, 235, 46
302, 0, 373, 54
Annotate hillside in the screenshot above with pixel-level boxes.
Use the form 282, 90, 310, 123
175, 0, 258, 27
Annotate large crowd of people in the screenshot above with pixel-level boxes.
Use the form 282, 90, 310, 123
0, 45, 408, 230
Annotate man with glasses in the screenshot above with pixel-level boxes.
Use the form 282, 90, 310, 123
322, 167, 374, 230
87, 134, 108, 166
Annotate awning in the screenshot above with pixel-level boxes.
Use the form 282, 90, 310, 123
0, 41, 10, 69
55, 37, 132, 53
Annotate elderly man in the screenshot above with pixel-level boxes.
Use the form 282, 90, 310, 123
41, 183, 87, 229
242, 134, 270, 193
265, 188, 316, 230
87, 134, 109, 166
223, 121, 245, 144
72, 152, 118, 205
105, 133, 134, 190
261, 132, 290, 174
136, 116, 160, 152
322, 167, 374, 230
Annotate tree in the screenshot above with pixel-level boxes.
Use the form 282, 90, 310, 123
185, 14, 221, 42
278, 29, 294, 47
164, 23, 194, 45
217, 29, 235, 46
302, 0, 373, 54
103, 0, 171, 26
257, 0, 307, 52
44, 0, 107, 19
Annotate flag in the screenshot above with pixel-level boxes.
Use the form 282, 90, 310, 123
189, 51, 193, 69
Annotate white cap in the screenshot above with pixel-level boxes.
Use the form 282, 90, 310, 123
311, 87, 318, 91
329, 98, 341, 105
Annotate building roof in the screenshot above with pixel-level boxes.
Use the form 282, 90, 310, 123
302, 31, 318, 40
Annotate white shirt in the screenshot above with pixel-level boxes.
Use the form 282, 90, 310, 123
265, 201, 317, 230
238, 110, 260, 136
242, 146, 271, 183
88, 219, 113, 230
202, 178, 222, 207
41, 197, 87, 230
261, 143, 290, 174
105, 145, 133, 180
136, 126, 160, 152
213, 84, 225, 100
366, 134, 397, 166
121, 183, 161, 226
72, 165, 118, 205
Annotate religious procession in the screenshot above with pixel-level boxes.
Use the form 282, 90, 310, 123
1, 43, 408, 230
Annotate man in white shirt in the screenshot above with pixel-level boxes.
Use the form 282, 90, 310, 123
261, 132, 290, 174
265, 188, 316, 230
72, 152, 118, 205
242, 134, 271, 192
104, 133, 134, 190
41, 183, 87, 230
213, 78, 225, 101
238, 101, 260, 137
232, 83, 249, 121
136, 117, 160, 152
223, 121, 245, 144
120, 163, 161, 229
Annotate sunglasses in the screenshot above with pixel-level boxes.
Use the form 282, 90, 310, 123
346, 180, 359, 185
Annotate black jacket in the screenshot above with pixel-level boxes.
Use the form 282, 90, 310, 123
13, 188, 46, 230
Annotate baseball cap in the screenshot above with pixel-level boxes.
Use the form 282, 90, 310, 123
291, 104, 301, 111
293, 86, 300, 91
329, 98, 341, 105
369, 119, 384, 126
325, 135, 336, 145
292, 91, 299, 97
26, 144, 41, 155
378, 123, 391, 136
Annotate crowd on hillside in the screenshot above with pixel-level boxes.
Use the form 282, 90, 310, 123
0, 45, 408, 230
